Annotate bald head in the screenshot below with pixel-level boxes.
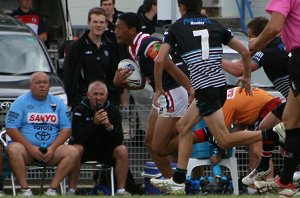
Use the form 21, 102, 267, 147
29, 72, 50, 100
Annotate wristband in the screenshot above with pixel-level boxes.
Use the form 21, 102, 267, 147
106, 125, 114, 131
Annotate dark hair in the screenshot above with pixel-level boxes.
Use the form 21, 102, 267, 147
100, 0, 115, 6
177, 0, 202, 14
88, 7, 107, 22
118, 12, 142, 33
247, 16, 269, 37
143, 0, 157, 13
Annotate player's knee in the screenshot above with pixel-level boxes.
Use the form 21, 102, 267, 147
114, 145, 128, 159
176, 120, 188, 135
152, 146, 167, 156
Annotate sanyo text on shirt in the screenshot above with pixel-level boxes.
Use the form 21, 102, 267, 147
28, 113, 58, 124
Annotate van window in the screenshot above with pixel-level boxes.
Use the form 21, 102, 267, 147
0, 33, 51, 74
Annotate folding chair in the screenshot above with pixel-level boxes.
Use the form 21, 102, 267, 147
80, 161, 115, 196
0, 130, 66, 196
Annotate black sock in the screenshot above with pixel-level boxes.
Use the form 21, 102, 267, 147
279, 128, 300, 184
173, 168, 187, 184
0, 176, 3, 191
257, 150, 273, 171
257, 129, 277, 171
280, 152, 298, 184
261, 128, 279, 142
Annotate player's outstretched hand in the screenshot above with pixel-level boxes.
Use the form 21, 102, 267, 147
236, 76, 252, 96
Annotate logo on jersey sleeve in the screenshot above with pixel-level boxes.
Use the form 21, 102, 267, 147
227, 87, 238, 99
6, 111, 19, 124
28, 113, 58, 124
146, 42, 161, 60
252, 51, 264, 62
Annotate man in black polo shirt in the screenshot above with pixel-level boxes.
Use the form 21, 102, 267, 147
137, 0, 173, 36
63, 7, 120, 108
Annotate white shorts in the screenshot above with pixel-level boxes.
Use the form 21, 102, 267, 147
153, 86, 188, 118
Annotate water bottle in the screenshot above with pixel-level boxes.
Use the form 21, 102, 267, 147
39, 143, 48, 154
212, 164, 222, 177
39, 143, 47, 166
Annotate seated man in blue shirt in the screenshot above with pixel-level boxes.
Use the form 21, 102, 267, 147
5, 72, 79, 196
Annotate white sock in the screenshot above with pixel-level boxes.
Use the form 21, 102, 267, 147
117, 189, 125, 194
69, 189, 76, 193
247, 187, 257, 194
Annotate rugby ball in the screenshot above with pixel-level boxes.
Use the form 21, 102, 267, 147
118, 59, 142, 88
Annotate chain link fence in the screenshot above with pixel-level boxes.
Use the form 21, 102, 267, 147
0, 101, 283, 187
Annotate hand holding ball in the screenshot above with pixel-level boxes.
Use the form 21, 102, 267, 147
117, 59, 142, 88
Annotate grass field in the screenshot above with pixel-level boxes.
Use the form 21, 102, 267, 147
0, 196, 281, 198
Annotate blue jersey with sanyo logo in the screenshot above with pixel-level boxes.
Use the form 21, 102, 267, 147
5, 92, 71, 146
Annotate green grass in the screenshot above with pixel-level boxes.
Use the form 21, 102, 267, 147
1, 195, 287, 198
21, 195, 283, 198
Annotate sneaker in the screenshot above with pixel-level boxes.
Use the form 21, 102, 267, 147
293, 171, 300, 188
44, 188, 58, 196
20, 189, 33, 197
116, 190, 131, 196
0, 190, 5, 197
242, 167, 271, 185
150, 178, 185, 195
273, 123, 286, 145
254, 177, 298, 197
66, 189, 76, 196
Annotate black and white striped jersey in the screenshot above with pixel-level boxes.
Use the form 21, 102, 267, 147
163, 13, 233, 90
252, 37, 290, 98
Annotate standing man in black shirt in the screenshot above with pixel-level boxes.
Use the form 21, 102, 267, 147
137, 0, 158, 35
137, 0, 172, 36
63, 7, 120, 108
100, 0, 123, 33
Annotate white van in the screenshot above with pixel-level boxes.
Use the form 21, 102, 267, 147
0, 0, 73, 70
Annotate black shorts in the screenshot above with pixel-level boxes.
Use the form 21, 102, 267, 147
289, 48, 300, 96
271, 102, 286, 120
81, 148, 115, 166
195, 86, 227, 117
